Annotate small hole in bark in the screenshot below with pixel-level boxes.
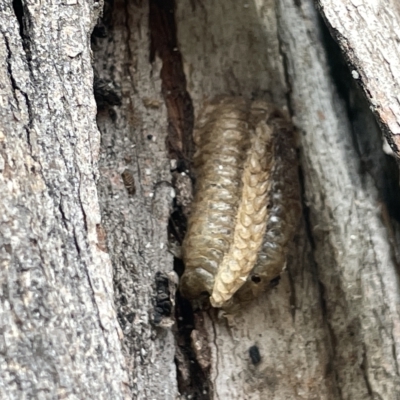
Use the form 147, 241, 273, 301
249, 345, 261, 365
120, 294, 127, 306
269, 276, 281, 288
108, 108, 117, 122
251, 275, 261, 284
126, 312, 135, 323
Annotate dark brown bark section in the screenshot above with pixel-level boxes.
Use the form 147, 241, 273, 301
93, 0, 178, 398
149, 2, 211, 398
149, 0, 194, 168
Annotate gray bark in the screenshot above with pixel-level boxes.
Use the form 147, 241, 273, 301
278, 1, 400, 398
93, 1, 178, 398
1, 0, 400, 399
317, 0, 400, 157
0, 0, 130, 398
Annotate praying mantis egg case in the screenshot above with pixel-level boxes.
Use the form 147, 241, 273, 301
180, 97, 301, 310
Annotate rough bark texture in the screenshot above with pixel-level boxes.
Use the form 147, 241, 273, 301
317, 0, 400, 157
92, 1, 178, 399
278, 1, 400, 398
1, 0, 400, 399
0, 0, 130, 398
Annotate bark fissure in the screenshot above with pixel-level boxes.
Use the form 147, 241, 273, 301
11, 0, 26, 48
149, 0, 194, 166
92, 0, 178, 397
360, 343, 373, 397
317, 0, 400, 158
3, 45, 32, 153
148, 1, 212, 397
0, 0, 130, 397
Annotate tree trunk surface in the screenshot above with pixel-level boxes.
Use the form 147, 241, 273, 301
317, 0, 400, 156
1, 0, 400, 399
0, 0, 130, 398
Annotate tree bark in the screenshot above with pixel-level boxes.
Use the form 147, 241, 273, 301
93, 1, 178, 398
0, 0, 130, 398
277, 1, 400, 398
317, 0, 400, 157
1, 0, 400, 399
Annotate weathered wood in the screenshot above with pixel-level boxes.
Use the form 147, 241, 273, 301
0, 0, 130, 398
317, 0, 400, 157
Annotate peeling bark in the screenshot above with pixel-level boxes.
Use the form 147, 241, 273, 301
278, 1, 400, 398
317, 0, 400, 157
